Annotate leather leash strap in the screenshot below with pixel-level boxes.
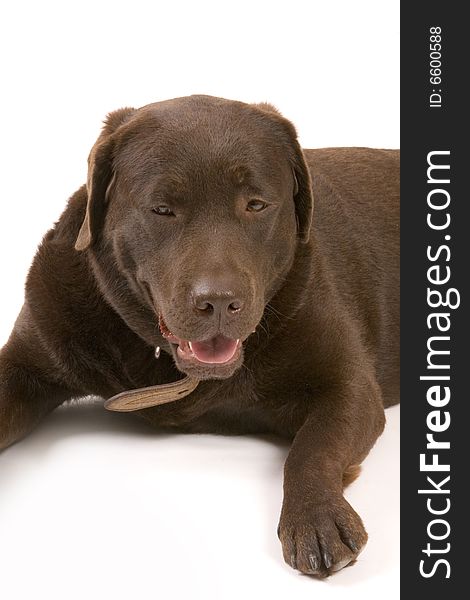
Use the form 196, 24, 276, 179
104, 376, 200, 412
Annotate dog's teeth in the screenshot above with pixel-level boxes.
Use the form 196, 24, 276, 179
188, 341, 194, 353
155, 346, 161, 359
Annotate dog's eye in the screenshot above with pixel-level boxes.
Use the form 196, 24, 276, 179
246, 199, 268, 213
152, 206, 175, 217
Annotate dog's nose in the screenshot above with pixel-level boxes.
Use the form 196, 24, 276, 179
192, 279, 244, 319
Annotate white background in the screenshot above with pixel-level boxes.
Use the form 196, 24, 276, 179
0, 1, 400, 598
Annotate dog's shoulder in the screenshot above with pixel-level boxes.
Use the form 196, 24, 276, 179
48, 184, 88, 245
25, 185, 99, 328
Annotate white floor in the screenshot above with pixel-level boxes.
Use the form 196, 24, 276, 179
0, 399, 399, 600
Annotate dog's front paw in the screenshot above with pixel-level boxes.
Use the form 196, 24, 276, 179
278, 495, 368, 577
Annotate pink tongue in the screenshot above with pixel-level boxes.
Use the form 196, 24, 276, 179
190, 335, 239, 364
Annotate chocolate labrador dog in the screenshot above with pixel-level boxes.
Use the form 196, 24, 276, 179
0, 95, 399, 576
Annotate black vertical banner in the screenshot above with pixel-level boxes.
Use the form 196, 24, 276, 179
401, 2, 466, 597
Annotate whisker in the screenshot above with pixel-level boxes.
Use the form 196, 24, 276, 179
265, 303, 294, 321
263, 306, 283, 326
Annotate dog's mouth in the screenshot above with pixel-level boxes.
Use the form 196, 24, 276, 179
159, 315, 242, 367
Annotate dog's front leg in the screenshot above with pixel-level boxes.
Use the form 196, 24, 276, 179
278, 372, 385, 576
0, 326, 73, 451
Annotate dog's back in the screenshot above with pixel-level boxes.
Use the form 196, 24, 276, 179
304, 148, 399, 407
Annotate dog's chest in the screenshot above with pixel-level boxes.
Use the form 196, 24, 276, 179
144, 368, 280, 435
196, 382, 271, 434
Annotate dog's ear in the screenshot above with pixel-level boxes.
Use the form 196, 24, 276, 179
75, 107, 135, 251
289, 140, 313, 244
252, 103, 313, 244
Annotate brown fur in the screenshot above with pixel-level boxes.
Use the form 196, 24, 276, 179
0, 95, 399, 576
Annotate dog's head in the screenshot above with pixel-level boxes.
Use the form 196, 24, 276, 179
75, 95, 313, 380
